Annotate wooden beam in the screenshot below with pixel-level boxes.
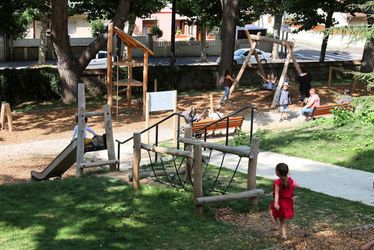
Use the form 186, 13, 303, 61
193, 144, 203, 214
85, 111, 103, 117
179, 137, 251, 158
127, 46, 133, 106
107, 23, 114, 108
229, 41, 257, 95
250, 34, 294, 47
247, 138, 260, 206
103, 104, 117, 171
328, 66, 333, 87
271, 44, 292, 108
0, 101, 6, 130
141, 143, 193, 159
133, 133, 141, 191
114, 27, 154, 56
143, 51, 149, 117
245, 30, 266, 78
76, 83, 86, 177
196, 189, 264, 205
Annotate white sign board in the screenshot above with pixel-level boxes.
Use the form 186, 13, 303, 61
147, 90, 177, 112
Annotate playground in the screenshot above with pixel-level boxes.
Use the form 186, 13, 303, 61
0, 25, 373, 248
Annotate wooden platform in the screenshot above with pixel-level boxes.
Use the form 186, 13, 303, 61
114, 78, 143, 87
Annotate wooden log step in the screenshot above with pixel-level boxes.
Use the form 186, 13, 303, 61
196, 189, 264, 205
79, 160, 119, 169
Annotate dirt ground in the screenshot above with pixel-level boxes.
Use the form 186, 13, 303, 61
0, 83, 373, 249
0, 83, 371, 185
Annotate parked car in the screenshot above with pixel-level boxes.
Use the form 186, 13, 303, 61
87, 51, 114, 67
216, 48, 272, 65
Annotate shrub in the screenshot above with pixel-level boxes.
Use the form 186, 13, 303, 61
332, 106, 354, 127
91, 20, 105, 38
150, 26, 163, 38
0, 67, 61, 106
232, 129, 250, 146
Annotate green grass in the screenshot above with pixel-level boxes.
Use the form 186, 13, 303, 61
0, 172, 373, 250
255, 119, 374, 172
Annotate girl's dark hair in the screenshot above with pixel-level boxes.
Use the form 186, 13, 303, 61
276, 163, 289, 188
224, 70, 231, 76
75, 115, 88, 124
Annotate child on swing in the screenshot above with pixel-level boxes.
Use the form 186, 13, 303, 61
269, 163, 297, 240
220, 70, 237, 104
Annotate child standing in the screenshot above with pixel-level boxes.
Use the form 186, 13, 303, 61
269, 163, 297, 240
279, 82, 291, 121
220, 70, 237, 104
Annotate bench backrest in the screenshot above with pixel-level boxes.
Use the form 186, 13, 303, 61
313, 103, 351, 117
192, 116, 244, 133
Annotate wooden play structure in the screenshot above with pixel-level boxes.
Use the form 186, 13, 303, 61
0, 101, 13, 132
131, 126, 263, 214
76, 83, 118, 176
229, 30, 303, 108
106, 23, 154, 117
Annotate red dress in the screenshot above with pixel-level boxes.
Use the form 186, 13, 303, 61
270, 177, 296, 219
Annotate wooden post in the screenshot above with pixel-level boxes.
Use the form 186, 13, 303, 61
245, 30, 266, 78
133, 132, 141, 191
127, 46, 133, 106
193, 144, 203, 214
271, 43, 292, 108
0, 101, 6, 130
77, 83, 86, 177
143, 51, 149, 117
247, 138, 260, 206
146, 92, 150, 144
154, 79, 158, 92
328, 66, 333, 87
184, 127, 193, 182
210, 93, 214, 114
107, 23, 114, 108
4, 103, 13, 132
173, 91, 177, 144
103, 104, 116, 171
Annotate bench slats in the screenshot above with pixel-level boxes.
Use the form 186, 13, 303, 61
192, 116, 244, 133
312, 103, 351, 118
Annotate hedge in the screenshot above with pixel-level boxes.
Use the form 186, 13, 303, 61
0, 67, 61, 106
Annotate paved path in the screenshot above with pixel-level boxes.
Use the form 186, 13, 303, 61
207, 150, 374, 206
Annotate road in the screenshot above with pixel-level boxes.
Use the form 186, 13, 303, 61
0, 40, 364, 69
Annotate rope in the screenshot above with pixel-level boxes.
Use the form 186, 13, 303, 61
221, 157, 242, 194
208, 152, 226, 192
202, 148, 213, 178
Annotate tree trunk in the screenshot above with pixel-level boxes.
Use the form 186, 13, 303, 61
218, 0, 239, 86
199, 23, 208, 63
361, 7, 374, 73
50, 0, 131, 104
319, 10, 334, 63
170, 0, 176, 65
272, 11, 283, 61
38, 15, 49, 65
127, 15, 136, 35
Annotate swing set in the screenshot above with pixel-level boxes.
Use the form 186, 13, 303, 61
229, 29, 303, 108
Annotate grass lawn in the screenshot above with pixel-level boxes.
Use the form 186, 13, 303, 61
255, 118, 374, 172
0, 172, 373, 249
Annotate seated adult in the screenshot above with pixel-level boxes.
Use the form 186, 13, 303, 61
336, 88, 352, 104
208, 105, 224, 119
298, 88, 320, 118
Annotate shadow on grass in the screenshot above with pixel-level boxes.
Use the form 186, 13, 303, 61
0, 176, 266, 249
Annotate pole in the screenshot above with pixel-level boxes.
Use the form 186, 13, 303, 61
247, 138, 260, 206
133, 133, 141, 191
193, 144, 203, 214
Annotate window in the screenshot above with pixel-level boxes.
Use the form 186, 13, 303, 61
68, 21, 77, 36
188, 25, 194, 35
97, 52, 107, 59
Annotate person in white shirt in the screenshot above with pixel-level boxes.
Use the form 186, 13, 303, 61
208, 105, 224, 119
72, 115, 97, 141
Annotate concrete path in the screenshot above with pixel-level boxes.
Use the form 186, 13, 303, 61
207, 150, 374, 206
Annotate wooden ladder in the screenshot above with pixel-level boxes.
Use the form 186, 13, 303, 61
76, 83, 118, 176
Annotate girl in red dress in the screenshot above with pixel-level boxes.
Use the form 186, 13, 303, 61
269, 163, 297, 239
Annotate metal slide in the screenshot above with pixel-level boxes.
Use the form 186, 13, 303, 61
31, 139, 77, 181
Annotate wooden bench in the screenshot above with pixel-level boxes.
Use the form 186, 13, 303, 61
192, 116, 244, 135
311, 103, 352, 119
